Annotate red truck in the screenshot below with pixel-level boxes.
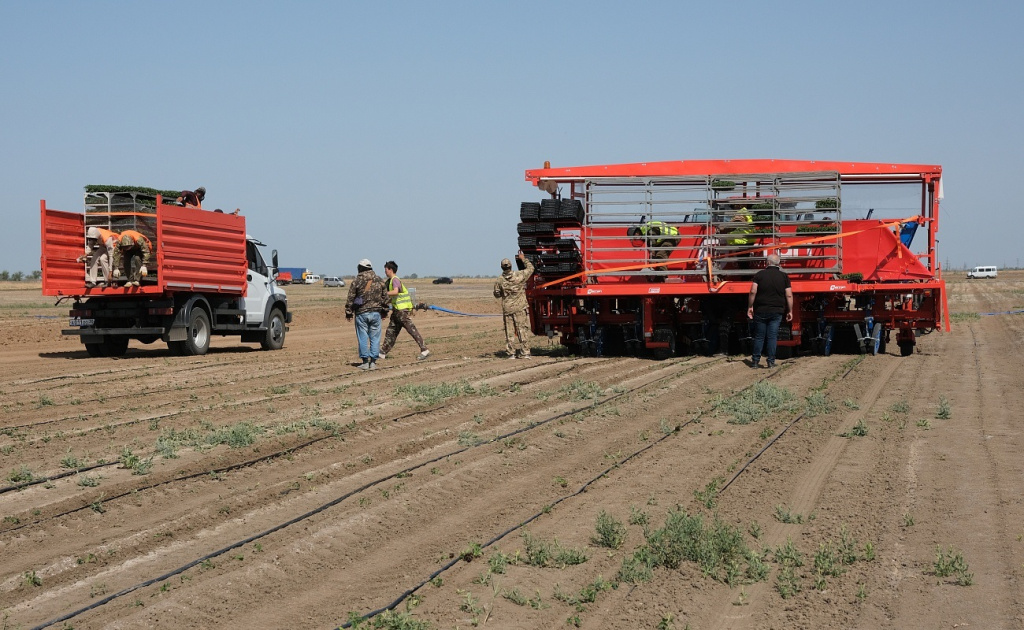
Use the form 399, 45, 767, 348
40, 193, 290, 357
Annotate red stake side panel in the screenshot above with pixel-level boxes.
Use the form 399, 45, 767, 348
40, 198, 248, 297
526, 159, 942, 183
40, 204, 87, 296
156, 201, 247, 295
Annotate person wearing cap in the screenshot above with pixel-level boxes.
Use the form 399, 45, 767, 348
77, 226, 120, 288
112, 230, 152, 287
345, 259, 389, 370
176, 187, 206, 208
379, 260, 430, 361
493, 252, 534, 358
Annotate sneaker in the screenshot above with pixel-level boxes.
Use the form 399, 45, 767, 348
418, 349, 431, 360
369, 361, 377, 370
378, 352, 386, 360
519, 352, 531, 359
85, 281, 95, 288
506, 353, 517, 359
131, 281, 140, 287
358, 362, 370, 370
767, 361, 776, 368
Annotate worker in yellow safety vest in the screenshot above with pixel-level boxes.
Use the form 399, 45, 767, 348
379, 260, 431, 361
627, 220, 680, 272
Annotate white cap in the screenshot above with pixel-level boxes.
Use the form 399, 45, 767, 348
358, 258, 372, 268
86, 227, 100, 240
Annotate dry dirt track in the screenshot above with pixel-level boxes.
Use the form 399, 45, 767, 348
2, 275, 1023, 630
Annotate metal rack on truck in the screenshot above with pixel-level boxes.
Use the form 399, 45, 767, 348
519, 159, 949, 358
40, 192, 290, 357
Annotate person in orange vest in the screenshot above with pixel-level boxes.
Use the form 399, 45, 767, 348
113, 230, 152, 287
77, 226, 120, 288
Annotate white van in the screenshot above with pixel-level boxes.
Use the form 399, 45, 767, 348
323, 276, 345, 287
967, 266, 997, 279
304, 274, 321, 284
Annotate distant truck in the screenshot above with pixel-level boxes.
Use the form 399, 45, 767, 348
276, 271, 293, 284
967, 265, 997, 279
277, 267, 311, 284
40, 194, 290, 357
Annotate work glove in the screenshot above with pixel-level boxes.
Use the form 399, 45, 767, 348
139, 266, 148, 278
112, 268, 121, 279
345, 311, 353, 321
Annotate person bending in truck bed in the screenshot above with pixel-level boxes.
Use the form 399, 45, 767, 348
175, 186, 206, 208
78, 226, 120, 288
112, 230, 152, 287
379, 260, 430, 362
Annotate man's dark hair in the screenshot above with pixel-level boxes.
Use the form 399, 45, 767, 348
385, 260, 398, 273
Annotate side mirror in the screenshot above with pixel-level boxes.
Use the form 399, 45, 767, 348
272, 250, 279, 276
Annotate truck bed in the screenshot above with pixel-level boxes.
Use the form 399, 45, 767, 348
41, 198, 248, 297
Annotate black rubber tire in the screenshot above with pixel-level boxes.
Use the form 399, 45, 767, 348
167, 341, 185, 356
103, 336, 129, 357
261, 308, 286, 351
137, 334, 160, 345
651, 328, 676, 361
899, 341, 914, 357
85, 342, 106, 358
182, 308, 211, 356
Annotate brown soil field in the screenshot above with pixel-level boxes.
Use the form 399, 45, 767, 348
2, 274, 1023, 629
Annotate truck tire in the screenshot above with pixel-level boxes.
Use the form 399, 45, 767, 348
182, 308, 211, 356
261, 308, 286, 350
85, 342, 106, 358
167, 341, 185, 356
103, 336, 129, 357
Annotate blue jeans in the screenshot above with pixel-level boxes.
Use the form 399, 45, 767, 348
751, 311, 783, 365
355, 311, 382, 360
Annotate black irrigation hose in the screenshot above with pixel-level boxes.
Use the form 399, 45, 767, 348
29, 357, 710, 630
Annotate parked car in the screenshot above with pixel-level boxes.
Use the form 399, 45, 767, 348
323, 276, 345, 287
304, 274, 321, 284
432, 277, 453, 284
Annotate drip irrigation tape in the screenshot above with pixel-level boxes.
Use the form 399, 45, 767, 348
0, 461, 114, 495
980, 309, 1024, 316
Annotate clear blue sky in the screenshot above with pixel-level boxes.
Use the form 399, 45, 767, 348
3, 0, 1022, 276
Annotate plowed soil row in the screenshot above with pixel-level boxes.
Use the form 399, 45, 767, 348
2, 276, 1023, 629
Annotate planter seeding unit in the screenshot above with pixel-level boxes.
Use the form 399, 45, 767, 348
519, 159, 949, 358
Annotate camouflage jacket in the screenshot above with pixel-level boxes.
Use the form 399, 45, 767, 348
493, 258, 534, 314
345, 270, 389, 315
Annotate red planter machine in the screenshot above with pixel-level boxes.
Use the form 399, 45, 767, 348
519, 159, 949, 358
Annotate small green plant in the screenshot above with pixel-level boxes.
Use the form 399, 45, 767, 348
748, 521, 762, 540
554, 476, 569, 488
60, 449, 83, 469
458, 590, 484, 617
804, 391, 834, 418
774, 505, 804, 524
758, 426, 774, 440
23, 570, 42, 587
629, 505, 649, 527
903, 513, 915, 527
457, 431, 481, 446
936, 396, 952, 419
719, 381, 797, 425
890, 400, 911, 414
842, 399, 860, 410
592, 510, 627, 550
460, 542, 483, 562
840, 419, 869, 438
503, 588, 528, 606
7, 465, 34, 484
934, 545, 973, 585
916, 418, 931, 429
77, 474, 101, 487
38, 394, 54, 407
857, 582, 868, 600
693, 477, 723, 510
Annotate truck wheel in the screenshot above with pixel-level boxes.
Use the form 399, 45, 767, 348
85, 342, 106, 357
167, 341, 185, 356
651, 327, 676, 361
898, 340, 915, 357
261, 308, 286, 350
103, 336, 129, 357
183, 308, 211, 356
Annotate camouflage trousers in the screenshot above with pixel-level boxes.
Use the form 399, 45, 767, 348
502, 308, 531, 356
382, 309, 426, 354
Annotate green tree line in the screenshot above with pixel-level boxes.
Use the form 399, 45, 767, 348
0, 271, 42, 281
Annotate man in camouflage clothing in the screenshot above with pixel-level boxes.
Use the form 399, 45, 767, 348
493, 253, 534, 358
345, 259, 389, 370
